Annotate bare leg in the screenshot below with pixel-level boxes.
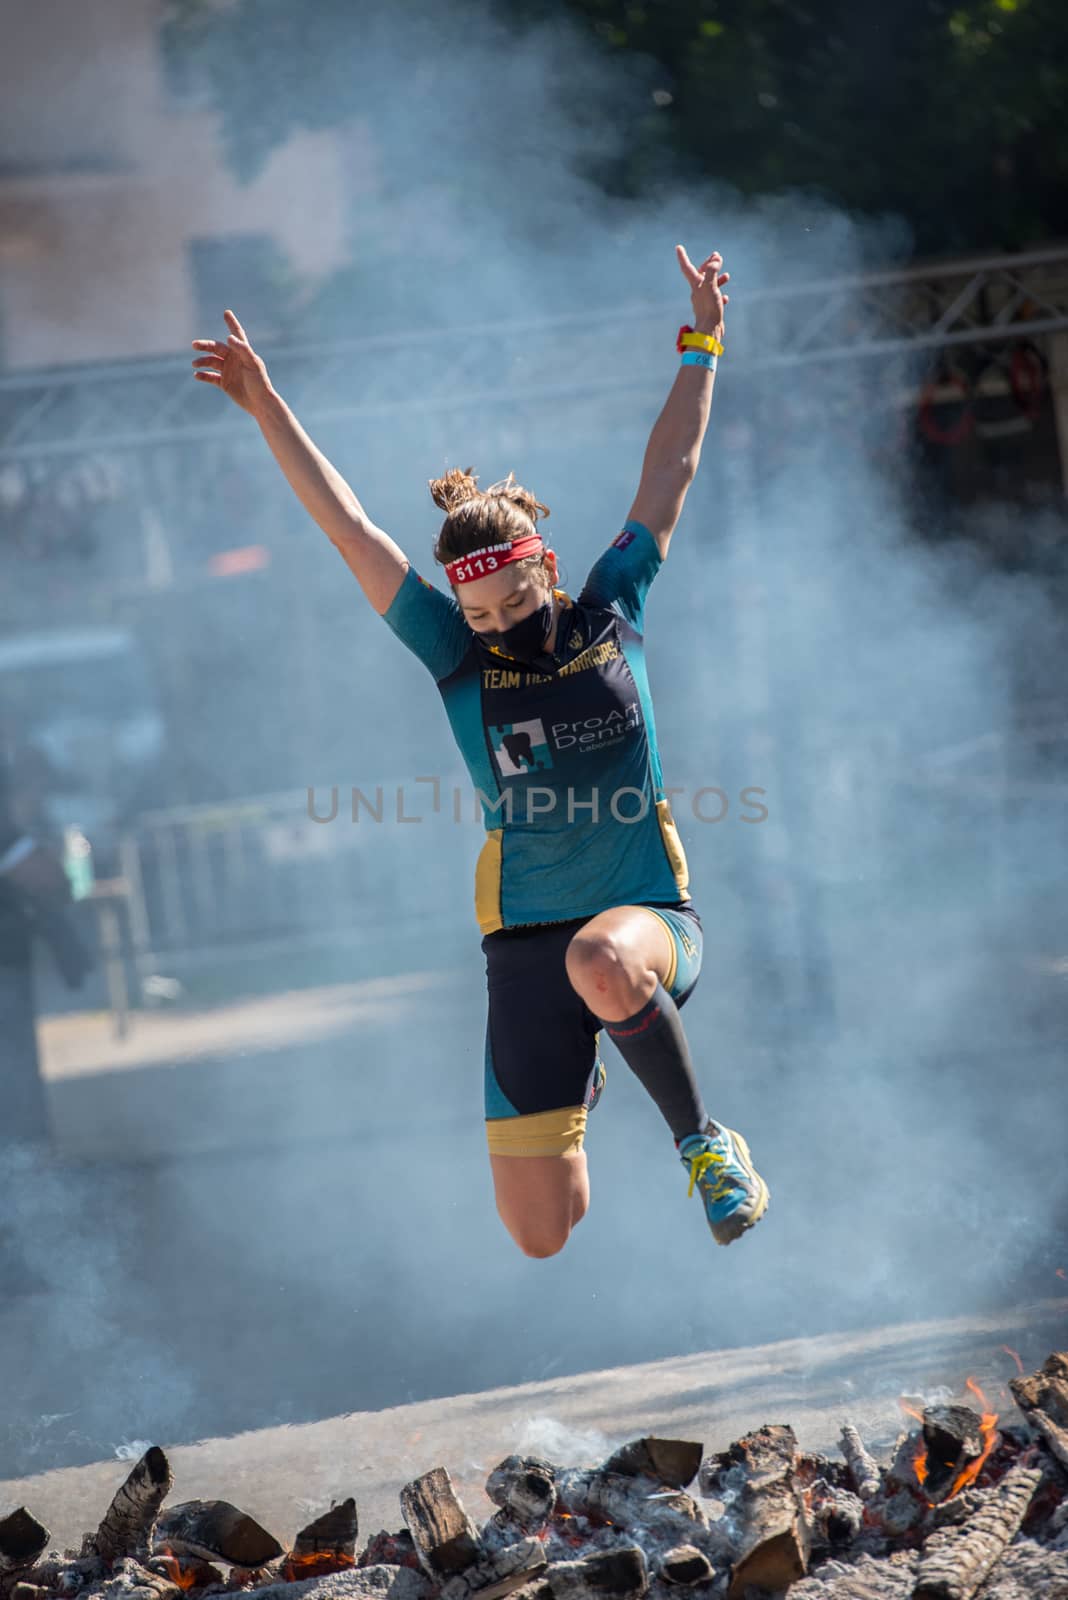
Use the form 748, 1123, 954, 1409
489, 1150, 590, 1258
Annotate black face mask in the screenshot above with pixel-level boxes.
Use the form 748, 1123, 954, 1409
478, 595, 555, 665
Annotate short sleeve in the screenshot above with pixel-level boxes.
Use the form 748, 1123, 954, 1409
381, 564, 472, 682
577, 519, 663, 632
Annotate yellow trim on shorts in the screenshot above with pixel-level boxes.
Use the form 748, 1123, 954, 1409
486, 1104, 588, 1157
638, 905, 679, 992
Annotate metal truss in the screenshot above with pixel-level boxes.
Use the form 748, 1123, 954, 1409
2, 245, 1067, 463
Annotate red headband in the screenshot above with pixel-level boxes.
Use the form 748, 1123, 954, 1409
444, 535, 547, 585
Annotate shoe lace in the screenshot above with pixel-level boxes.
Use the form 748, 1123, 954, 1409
686, 1147, 734, 1203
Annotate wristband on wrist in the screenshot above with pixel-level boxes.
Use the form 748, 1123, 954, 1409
680, 349, 718, 371
677, 324, 725, 357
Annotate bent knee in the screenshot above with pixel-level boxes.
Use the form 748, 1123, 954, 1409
565, 929, 627, 999
506, 1211, 586, 1258
499, 1193, 588, 1258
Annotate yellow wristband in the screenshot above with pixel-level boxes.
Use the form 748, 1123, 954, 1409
679, 330, 724, 357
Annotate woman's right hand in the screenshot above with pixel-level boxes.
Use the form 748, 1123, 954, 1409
191, 309, 273, 416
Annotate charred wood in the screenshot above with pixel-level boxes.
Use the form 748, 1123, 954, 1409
808, 1480, 864, 1549
1011, 1351, 1068, 1473
911, 1458, 1042, 1600
656, 1546, 713, 1586
358, 1534, 419, 1572
696, 1426, 812, 1599
292, 1503, 359, 1564
555, 1470, 707, 1536
153, 1503, 283, 1569
485, 1460, 557, 1530
727, 1481, 812, 1600
0, 1510, 50, 1581
148, 1553, 224, 1588
839, 1423, 883, 1502
919, 1408, 983, 1506
8, 1584, 46, 1600
598, 1443, 703, 1492
399, 1469, 482, 1578
544, 1546, 648, 1600
438, 1537, 546, 1600
700, 1424, 798, 1497
92, 1449, 174, 1566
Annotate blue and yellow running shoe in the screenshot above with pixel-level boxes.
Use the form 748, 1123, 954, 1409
678, 1120, 769, 1246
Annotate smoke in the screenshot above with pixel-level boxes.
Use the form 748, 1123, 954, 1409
2, 0, 1066, 1481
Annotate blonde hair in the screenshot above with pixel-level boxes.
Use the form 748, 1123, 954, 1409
429, 467, 552, 586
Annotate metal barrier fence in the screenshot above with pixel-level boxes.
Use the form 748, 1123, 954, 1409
115, 778, 475, 983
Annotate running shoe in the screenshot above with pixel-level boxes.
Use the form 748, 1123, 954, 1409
587, 1058, 607, 1113
678, 1119, 769, 1245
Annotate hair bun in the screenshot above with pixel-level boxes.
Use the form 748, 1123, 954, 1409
487, 471, 550, 525
428, 466, 481, 514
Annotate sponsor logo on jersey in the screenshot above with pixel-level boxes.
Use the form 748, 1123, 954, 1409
490, 718, 554, 776
612, 529, 636, 550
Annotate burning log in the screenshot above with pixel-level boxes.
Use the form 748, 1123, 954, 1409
92, 1448, 174, 1565
399, 1469, 482, 1578
358, 1533, 420, 1571
153, 1502, 283, 1569
485, 1459, 557, 1530
438, 1537, 547, 1600
598, 1441, 703, 1491
1010, 1350, 1068, 1473
702, 1426, 813, 1600
917, 1408, 984, 1505
657, 1546, 714, 1586
284, 1501, 360, 1579
555, 1470, 707, 1536
911, 1457, 1043, 1600
545, 1546, 648, 1600
0, 1510, 50, 1586
838, 1423, 882, 1502
149, 1552, 223, 1589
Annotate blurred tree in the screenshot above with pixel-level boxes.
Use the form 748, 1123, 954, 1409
162, 0, 1067, 256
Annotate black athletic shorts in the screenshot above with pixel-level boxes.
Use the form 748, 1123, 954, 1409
482, 901, 703, 1157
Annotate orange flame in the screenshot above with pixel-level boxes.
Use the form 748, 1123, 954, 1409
947, 1378, 999, 1498
156, 1548, 197, 1591
282, 1552, 356, 1583
1000, 1346, 1025, 1376
898, 1381, 999, 1502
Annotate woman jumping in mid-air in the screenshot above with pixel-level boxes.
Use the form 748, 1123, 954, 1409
191, 243, 769, 1259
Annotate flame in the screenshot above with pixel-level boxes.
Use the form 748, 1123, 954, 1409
282, 1552, 356, 1583
1056, 1268, 1066, 1281
1000, 1346, 1025, 1376
898, 1381, 999, 1502
946, 1378, 999, 1498
156, 1548, 197, 1591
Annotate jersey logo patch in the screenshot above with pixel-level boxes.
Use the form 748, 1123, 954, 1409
612, 529, 636, 550
490, 719, 554, 777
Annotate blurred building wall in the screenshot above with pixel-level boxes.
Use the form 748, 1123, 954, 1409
0, 0, 349, 369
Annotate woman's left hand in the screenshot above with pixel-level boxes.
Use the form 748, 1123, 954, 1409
676, 245, 730, 336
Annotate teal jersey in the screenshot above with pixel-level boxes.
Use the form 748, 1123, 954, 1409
382, 519, 690, 933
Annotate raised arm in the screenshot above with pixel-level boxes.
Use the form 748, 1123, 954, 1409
625, 246, 730, 559
192, 310, 408, 615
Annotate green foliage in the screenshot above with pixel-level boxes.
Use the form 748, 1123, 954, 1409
162, 0, 1068, 255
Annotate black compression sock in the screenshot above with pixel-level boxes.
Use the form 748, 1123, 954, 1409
601, 982, 707, 1142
